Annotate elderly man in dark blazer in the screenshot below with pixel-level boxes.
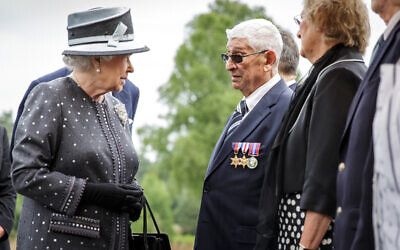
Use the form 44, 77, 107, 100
194, 19, 292, 250
335, 0, 400, 249
10, 66, 140, 160
278, 29, 299, 91
0, 126, 16, 250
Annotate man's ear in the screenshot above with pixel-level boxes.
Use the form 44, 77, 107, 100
263, 51, 276, 72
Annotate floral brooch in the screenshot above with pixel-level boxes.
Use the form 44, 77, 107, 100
114, 103, 128, 127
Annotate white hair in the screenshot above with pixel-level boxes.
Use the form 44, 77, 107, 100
62, 55, 114, 71
226, 19, 283, 69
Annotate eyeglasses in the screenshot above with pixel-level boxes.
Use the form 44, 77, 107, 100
294, 15, 303, 25
221, 50, 268, 64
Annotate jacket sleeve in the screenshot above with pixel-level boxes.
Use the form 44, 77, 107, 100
0, 127, 16, 241
11, 83, 86, 216
300, 68, 360, 217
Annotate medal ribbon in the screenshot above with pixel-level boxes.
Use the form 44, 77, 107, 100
241, 142, 249, 155
232, 142, 243, 154
249, 143, 260, 156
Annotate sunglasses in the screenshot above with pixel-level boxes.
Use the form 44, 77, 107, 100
221, 50, 269, 64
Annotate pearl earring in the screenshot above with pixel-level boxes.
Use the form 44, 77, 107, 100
96, 68, 100, 73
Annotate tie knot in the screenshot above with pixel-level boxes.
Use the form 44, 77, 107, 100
377, 34, 384, 45
237, 100, 248, 115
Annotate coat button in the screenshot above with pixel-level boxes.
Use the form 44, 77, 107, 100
338, 162, 345, 172
336, 206, 342, 216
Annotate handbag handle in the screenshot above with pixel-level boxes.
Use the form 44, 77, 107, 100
141, 195, 162, 250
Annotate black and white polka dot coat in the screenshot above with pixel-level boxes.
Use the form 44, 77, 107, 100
11, 77, 139, 250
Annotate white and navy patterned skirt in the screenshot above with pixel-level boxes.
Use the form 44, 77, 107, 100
277, 193, 334, 250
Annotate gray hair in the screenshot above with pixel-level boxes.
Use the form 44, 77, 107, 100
278, 29, 299, 76
226, 19, 283, 70
62, 55, 114, 71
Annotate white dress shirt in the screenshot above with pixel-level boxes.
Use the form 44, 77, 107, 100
242, 74, 281, 120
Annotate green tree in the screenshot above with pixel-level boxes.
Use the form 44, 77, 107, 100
138, 0, 273, 235
131, 172, 174, 236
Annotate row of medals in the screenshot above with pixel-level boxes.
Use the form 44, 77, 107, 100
230, 153, 258, 169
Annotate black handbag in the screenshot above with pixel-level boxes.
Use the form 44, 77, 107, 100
131, 197, 171, 250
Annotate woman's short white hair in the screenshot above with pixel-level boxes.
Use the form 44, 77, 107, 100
226, 19, 283, 69
62, 55, 114, 71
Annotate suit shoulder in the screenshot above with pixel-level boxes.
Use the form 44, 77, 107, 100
0, 125, 6, 137
123, 79, 139, 93
33, 67, 71, 85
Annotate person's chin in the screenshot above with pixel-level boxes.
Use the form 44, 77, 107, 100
231, 81, 241, 90
113, 85, 123, 92
300, 49, 307, 59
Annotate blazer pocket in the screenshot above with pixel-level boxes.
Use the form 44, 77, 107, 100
49, 212, 100, 238
234, 226, 257, 244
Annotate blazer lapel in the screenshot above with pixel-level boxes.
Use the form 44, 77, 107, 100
205, 79, 287, 179
342, 23, 400, 142
205, 114, 233, 177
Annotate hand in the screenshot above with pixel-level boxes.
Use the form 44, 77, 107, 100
0, 226, 4, 238
82, 182, 143, 211
120, 183, 145, 221
123, 194, 144, 221
300, 210, 332, 249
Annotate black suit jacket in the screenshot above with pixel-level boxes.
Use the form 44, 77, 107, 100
194, 79, 292, 250
335, 20, 400, 250
0, 126, 16, 250
256, 46, 366, 249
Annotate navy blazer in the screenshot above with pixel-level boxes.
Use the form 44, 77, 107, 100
194, 79, 292, 250
335, 21, 400, 250
10, 67, 140, 160
0, 126, 16, 250
288, 82, 297, 91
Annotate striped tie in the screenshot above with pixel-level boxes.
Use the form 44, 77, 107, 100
370, 34, 383, 63
226, 99, 248, 137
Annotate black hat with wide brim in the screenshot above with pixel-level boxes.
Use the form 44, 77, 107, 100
62, 7, 149, 56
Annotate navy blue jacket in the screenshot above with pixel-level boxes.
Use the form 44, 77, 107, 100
194, 79, 292, 250
0, 126, 16, 250
10, 67, 140, 160
335, 21, 400, 250
288, 82, 297, 91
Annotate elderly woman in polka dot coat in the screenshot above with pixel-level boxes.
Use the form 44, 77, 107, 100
11, 7, 149, 250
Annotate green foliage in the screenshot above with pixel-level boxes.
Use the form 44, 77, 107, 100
10, 194, 23, 240
172, 189, 200, 235
0, 110, 13, 140
131, 171, 174, 236
138, 0, 272, 237
172, 234, 195, 244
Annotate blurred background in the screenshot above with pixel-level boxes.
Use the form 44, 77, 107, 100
0, 0, 385, 249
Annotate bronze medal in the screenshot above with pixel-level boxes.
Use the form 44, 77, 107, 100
230, 154, 240, 168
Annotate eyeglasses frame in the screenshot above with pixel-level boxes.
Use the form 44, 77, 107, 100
294, 15, 303, 25
221, 50, 269, 64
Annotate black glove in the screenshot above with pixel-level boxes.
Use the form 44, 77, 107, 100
123, 194, 145, 221
81, 182, 142, 211
119, 183, 145, 221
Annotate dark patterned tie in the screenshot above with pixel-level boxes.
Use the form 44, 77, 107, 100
226, 99, 248, 137
370, 34, 384, 63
